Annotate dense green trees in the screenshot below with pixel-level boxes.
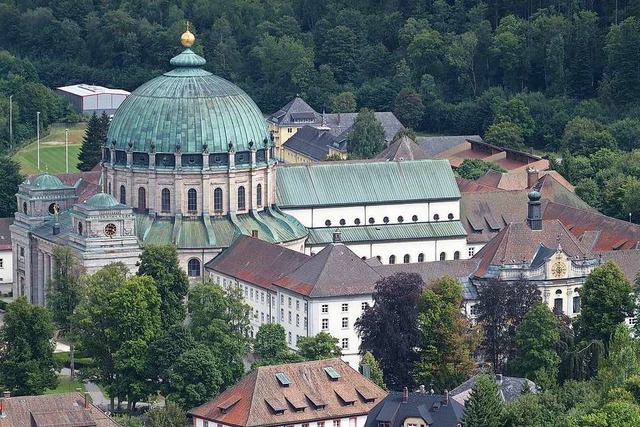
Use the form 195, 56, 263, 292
457, 158, 506, 180
0, 297, 58, 395
0, 156, 24, 217
253, 323, 303, 366
297, 332, 342, 360
346, 109, 385, 158
462, 374, 504, 427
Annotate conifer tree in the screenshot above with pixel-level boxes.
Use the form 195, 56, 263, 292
77, 112, 107, 171
463, 374, 504, 427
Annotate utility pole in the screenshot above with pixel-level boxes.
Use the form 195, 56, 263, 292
65, 128, 69, 173
9, 95, 12, 149
37, 111, 41, 171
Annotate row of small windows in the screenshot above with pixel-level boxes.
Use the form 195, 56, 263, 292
117, 185, 262, 212
387, 251, 460, 264
323, 213, 456, 227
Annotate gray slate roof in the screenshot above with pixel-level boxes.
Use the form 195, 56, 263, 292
268, 97, 321, 126
365, 391, 464, 427
276, 160, 460, 208
282, 125, 345, 161
325, 112, 404, 142
450, 374, 537, 404
416, 135, 482, 158
375, 136, 430, 161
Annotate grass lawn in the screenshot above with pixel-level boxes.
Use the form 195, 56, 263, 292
13, 123, 86, 175
44, 375, 86, 395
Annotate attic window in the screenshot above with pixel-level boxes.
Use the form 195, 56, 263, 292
334, 389, 356, 406
305, 393, 327, 409
324, 367, 341, 380
431, 402, 441, 412
265, 397, 287, 415
378, 422, 390, 427
356, 387, 377, 403
276, 372, 291, 386
285, 396, 307, 412
217, 395, 241, 413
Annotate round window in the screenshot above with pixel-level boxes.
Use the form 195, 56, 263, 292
397, 216, 404, 223
325, 220, 331, 227
448, 213, 454, 220
188, 156, 196, 164
214, 156, 221, 163
354, 218, 361, 225
383, 216, 389, 224
412, 215, 418, 222
433, 214, 440, 221
104, 223, 117, 237
48, 203, 57, 215
368, 217, 375, 224
339, 219, 346, 226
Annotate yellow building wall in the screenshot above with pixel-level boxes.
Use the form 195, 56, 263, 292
268, 123, 303, 159
282, 147, 314, 164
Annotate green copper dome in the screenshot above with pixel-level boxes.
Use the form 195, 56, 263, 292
107, 47, 270, 155
84, 192, 120, 208
30, 173, 65, 189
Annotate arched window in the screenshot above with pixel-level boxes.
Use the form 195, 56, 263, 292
188, 258, 201, 277
238, 186, 246, 211
454, 251, 460, 260
108, 182, 111, 194
119, 185, 126, 205
187, 188, 197, 212
138, 187, 146, 210
161, 188, 171, 212
418, 253, 425, 263
256, 184, 262, 207
403, 254, 410, 263
22, 202, 27, 214
214, 188, 223, 212
78, 222, 83, 235
389, 255, 396, 264
439, 252, 446, 261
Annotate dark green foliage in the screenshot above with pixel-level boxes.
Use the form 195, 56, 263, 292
457, 158, 506, 180
476, 277, 540, 373
393, 87, 424, 129
462, 374, 504, 427
137, 244, 189, 329
297, 332, 342, 360
147, 401, 188, 427
167, 343, 223, 410
346, 109, 385, 158
147, 324, 195, 395
46, 246, 84, 334
356, 272, 424, 390
0, 297, 58, 395
575, 261, 634, 346
484, 121, 525, 149
359, 351, 386, 390
77, 112, 108, 171
253, 323, 303, 366
509, 303, 560, 390
0, 156, 25, 217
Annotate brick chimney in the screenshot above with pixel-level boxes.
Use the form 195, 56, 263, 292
84, 392, 90, 409
251, 229, 259, 238
443, 389, 449, 406
1, 391, 10, 417
527, 168, 539, 189
402, 387, 408, 403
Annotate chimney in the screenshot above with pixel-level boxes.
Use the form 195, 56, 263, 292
251, 229, 258, 238
443, 389, 449, 406
1, 391, 9, 417
526, 190, 542, 231
527, 168, 539, 189
495, 374, 503, 385
332, 228, 341, 244
402, 387, 408, 403
84, 392, 89, 409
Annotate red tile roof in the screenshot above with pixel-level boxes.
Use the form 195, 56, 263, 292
188, 358, 387, 427
0, 393, 119, 427
204, 235, 310, 291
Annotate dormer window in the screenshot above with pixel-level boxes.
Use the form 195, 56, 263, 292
378, 422, 390, 427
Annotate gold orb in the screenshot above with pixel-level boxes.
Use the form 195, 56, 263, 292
181, 30, 195, 47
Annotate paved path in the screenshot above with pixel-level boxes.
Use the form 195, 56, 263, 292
59, 367, 109, 409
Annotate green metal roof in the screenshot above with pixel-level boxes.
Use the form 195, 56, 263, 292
306, 221, 467, 245
30, 173, 66, 190
84, 192, 120, 209
107, 47, 270, 155
275, 160, 460, 207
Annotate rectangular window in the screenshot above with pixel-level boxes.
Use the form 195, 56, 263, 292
304, 302, 308, 312
254, 310, 258, 319
554, 298, 563, 315
288, 297, 292, 308
319, 422, 325, 427
334, 420, 341, 427
573, 296, 581, 314
0, 259, 3, 268
281, 294, 284, 305
281, 308, 284, 322
322, 304, 328, 314
296, 300, 300, 311
19, 247, 25, 257
470, 304, 479, 316
341, 303, 348, 312
244, 286, 248, 297
342, 317, 349, 329
261, 312, 265, 323
261, 292, 265, 304
202, 421, 208, 427
296, 314, 300, 326
288, 332, 292, 344
341, 338, 349, 349
468, 247, 475, 257
250, 289, 253, 300
288, 312, 292, 324
287, 128, 293, 133
304, 317, 308, 329
322, 319, 329, 330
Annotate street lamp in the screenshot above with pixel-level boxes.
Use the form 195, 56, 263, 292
36, 111, 41, 171
8, 95, 12, 149
65, 128, 69, 173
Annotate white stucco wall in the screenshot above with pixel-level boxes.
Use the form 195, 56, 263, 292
0, 248, 13, 286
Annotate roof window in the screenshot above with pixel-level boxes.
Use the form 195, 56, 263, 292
324, 367, 341, 380
276, 372, 291, 386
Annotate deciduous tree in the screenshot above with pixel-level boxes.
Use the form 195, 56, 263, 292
0, 297, 58, 395
167, 343, 223, 410
457, 158, 506, 180
297, 332, 342, 360
253, 323, 303, 366
393, 87, 425, 129
356, 272, 424, 390
346, 109, 385, 158
360, 351, 386, 390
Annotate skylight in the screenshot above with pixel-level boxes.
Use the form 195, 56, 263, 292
324, 367, 341, 380
275, 372, 291, 386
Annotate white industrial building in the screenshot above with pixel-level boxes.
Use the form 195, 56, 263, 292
56, 84, 130, 116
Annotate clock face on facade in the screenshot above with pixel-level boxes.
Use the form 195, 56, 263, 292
104, 223, 117, 237
551, 261, 567, 278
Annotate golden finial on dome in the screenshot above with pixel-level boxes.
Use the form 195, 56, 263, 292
181, 21, 195, 47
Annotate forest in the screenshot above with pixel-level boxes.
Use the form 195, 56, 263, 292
2, 0, 640, 217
